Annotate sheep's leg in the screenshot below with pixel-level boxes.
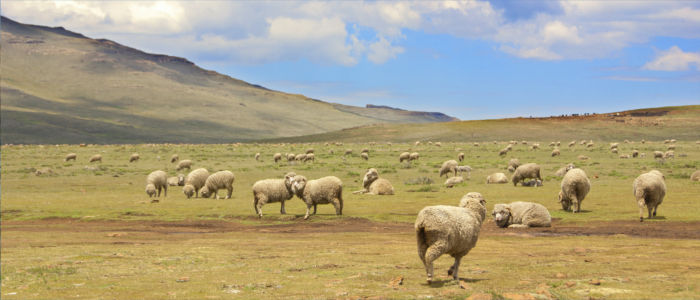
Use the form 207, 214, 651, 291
571, 195, 580, 213
647, 204, 654, 219
280, 200, 286, 214
448, 255, 462, 281
226, 186, 233, 199
304, 203, 313, 220
653, 205, 658, 217
424, 241, 446, 284
331, 198, 342, 216
637, 197, 646, 222
164, 186, 167, 197
313, 204, 317, 215
254, 195, 261, 216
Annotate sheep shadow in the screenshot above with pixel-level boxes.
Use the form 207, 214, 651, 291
426, 277, 487, 288
559, 209, 592, 213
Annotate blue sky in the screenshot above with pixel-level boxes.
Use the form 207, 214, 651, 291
3, 1, 699, 120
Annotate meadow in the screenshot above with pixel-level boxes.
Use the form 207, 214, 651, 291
2, 140, 700, 299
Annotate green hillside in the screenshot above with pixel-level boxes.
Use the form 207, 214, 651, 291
0, 17, 456, 144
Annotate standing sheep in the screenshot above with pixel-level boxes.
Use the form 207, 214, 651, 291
306, 149, 315, 154
253, 172, 297, 217
295, 153, 307, 162
200, 170, 235, 199
183, 168, 209, 199
559, 168, 591, 213
255, 153, 261, 161
554, 163, 576, 177
633, 170, 666, 222
664, 150, 674, 159
439, 160, 459, 178
653, 151, 664, 159
551, 148, 560, 157
409, 152, 420, 161
291, 175, 343, 220
167, 174, 185, 186
171, 154, 179, 163
287, 153, 296, 162
568, 141, 576, 147
632, 150, 639, 158
89, 154, 102, 163
415, 192, 487, 283
512, 163, 542, 186
304, 153, 315, 163
399, 152, 410, 162
344, 149, 353, 155
492, 201, 551, 228
691, 170, 700, 182
273, 153, 282, 163
457, 152, 465, 162
64, 153, 77, 162
444, 176, 465, 188
145, 170, 168, 198
129, 153, 140, 163
176, 159, 193, 171
354, 168, 394, 195
486, 173, 509, 184
507, 158, 520, 173
361, 152, 369, 160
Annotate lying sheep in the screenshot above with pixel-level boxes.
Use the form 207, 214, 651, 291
183, 168, 209, 198
354, 168, 394, 195
439, 160, 459, 178
167, 174, 185, 186
409, 152, 420, 161
507, 158, 520, 173
89, 154, 102, 163
457, 152, 465, 162
444, 176, 465, 188
200, 170, 235, 199
273, 153, 282, 163
415, 192, 487, 283
551, 148, 560, 157
559, 168, 591, 213
633, 170, 666, 222
521, 179, 543, 187
456, 165, 472, 178
253, 172, 297, 217
492, 201, 551, 228
361, 152, 369, 160
578, 155, 589, 160
34, 167, 54, 176
146, 170, 168, 198
171, 154, 179, 163
176, 159, 193, 171
554, 163, 576, 177
473, 142, 479, 147
129, 153, 140, 163
611, 148, 618, 154
64, 153, 77, 162
667, 145, 676, 150
619, 154, 630, 159
691, 170, 700, 181
486, 173, 509, 184
512, 163, 542, 186
399, 152, 410, 162
610, 143, 619, 150
291, 175, 343, 220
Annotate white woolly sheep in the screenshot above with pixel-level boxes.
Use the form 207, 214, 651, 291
653, 151, 664, 159
255, 153, 260, 161
399, 152, 410, 162
89, 154, 102, 163
287, 153, 296, 162
690, 170, 700, 181
409, 152, 420, 161
507, 158, 521, 172
34, 167, 54, 176
306, 149, 315, 154
361, 148, 370, 153
521, 179, 543, 187
304, 153, 315, 162
456, 165, 472, 178
554, 163, 576, 177
273, 153, 282, 163
435, 142, 442, 147
415, 141, 421, 146
354, 168, 394, 195
64, 153, 77, 161
473, 142, 479, 147
531, 143, 540, 150
167, 174, 185, 186
498, 148, 509, 156
568, 141, 576, 147
176, 159, 193, 171
512, 163, 542, 186
457, 152, 465, 162
171, 154, 179, 163
291, 175, 343, 220
361, 152, 369, 160
492, 201, 551, 228
200, 170, 235, 199
619, 154, 630, 159
664, 150, 674, 159
345, 149, 353, 155
610, 143, 619, 150
129, 153, 140, 163
444, 176, 465, 188
559, 168, 591, 213
551, 148, 560, 157
183, 168, 209, 199
633, 170, 666, 222
145, 170, 168, 198
295, 153, 307, 162
549, 142, 555, 147
253, 172, 297, 217
415, 192, 487, 283
486, 172, 509, 184
439, 160, 459, 178
611, 148, 618, 154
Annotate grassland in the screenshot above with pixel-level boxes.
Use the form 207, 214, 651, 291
2, 140, 700, 299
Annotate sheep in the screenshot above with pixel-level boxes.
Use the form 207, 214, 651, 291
619, 154, 630, 159
554, 163, 576, 177
492, 201, 551, 228
439, 160, 459, 178
498, 148, 509, 156
512, 163, 542, 186
507, 158, 521, 173
89, 154, 102, 163
145, 170, 168, 198
568, 141, 576, 147
34, 167, 54, 176
304, 153, 315, 162
415, 141, 421, 146
171, 154, 179, 163
306, 149, 315, 154
521, 179, 543, 187
641, 139, 646, 144
486, 173, 509, 184
578, 155, 589, 160
633, 170, 666, 222
176, 159, 193, 171
344, 149, 353, 155
361, 148, 370, 153
64, 153, 77, 162
690, 170, 700, 181
610, 143, 619, 150
399, 152, 410, 162
361, 152, 369, 160
558, 168, 591, 213
287, 153, 296, 162
253, 172, 297, 217
457, 152, 465, 162
632, 150, 639, 158
556, 141, 561, 146
653, 151, 664, 159
664, 150, 674, 159
183, 168, 209, 199
129, 153, 140, 163
551, 148, 560, 157
295, 153, 307, 162
456, 165, 472, 178
415, 192, 487, 283
611, 148, 618, 154
199, 170, 234, 199
167, 174, 185, 186
290, 175, 343, 220
434, 142, 442, 147
444, 176, 465, 188
273, 153, 282, 163
640, 153, 646, 158
671, 139, 677, 143
531, 143, 540, 150
354, 168, 394, 195
587, 143, 595, 148
255, 153, 260, 161
473, 142, 479, 147
409, 152, 420, 161
549, 142, 556, 147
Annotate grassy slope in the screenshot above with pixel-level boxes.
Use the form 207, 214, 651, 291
0, 17, 454, 144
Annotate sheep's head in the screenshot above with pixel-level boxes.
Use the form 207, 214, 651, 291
363, 168, 379, 189
284, 172, 297, 191
145, 184, 156, 197
200, 186, 211, 198
183, 185, 195, 199
492, 204, 512, 228
649, 170, 665, 180
459, 192, 487, 222
559, 191, 571, 211
177, 175, 185, 186
565, 163, 576, 172
291, 175, 307, 196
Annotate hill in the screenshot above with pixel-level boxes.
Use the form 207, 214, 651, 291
0, 16, 456, 144
265, 105, 700, 143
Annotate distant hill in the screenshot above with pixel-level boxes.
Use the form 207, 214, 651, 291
0, 16, 456, 144
265, 105, 700, 143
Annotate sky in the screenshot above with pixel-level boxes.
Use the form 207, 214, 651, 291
2, 1, 699, 120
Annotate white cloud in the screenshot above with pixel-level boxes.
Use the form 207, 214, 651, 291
367, 36, 404, 64
643, 46, 700, 71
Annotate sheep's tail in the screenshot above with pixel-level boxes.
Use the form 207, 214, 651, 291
415, 219, 428, 260
253, 191, 259, 214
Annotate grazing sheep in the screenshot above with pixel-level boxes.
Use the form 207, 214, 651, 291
171, 154, 179, 163
456, 165, 472, 178
512, 163, 542, 186
439, 160, 459, 178
287, 153, 296, 162
145, 170, 168, 198
167, 174, 185, 186
183, 168, 209, 199
551, 148, 560, 157
492, 201, 551, 228
587, 143, 595, 148
457, 152, 465, 162
435, 142, 442, 147
554, 163, 576, 177
641, 139, 646, 144
129, 153, 140, 163
399, 152, 411, 162
361, 152, 369, 160
486, 173, 509, 184
415, 192, 487, 283
444, 176, 465, 188
559, 168, 591, 213
690, 170, 700, 181
304, 153, 315, 162
253, 172, 297, 217
345, 149, 353, 155
521, 179, 543, 187
295, 153, 307, 162
531, 143, 540, 150
361, 148, 370, 153
633, 170, 666, 222
176, 159, 193, 171
273, 153, 282, 163
255, 153, 260, 161
200, 170, 235, 199
653, 151, 664, 159
507, 158, 521, 173
611, 148, 618, 154
610, 143, 619, 150
556, 141, 561, 146
291, 175, 343, 220
664, 150, 674, 159
64, 153, 77, 162
89, 154, 102, 163
632, 150, 639, 158
354, 168, 394, 195
306, 149, 315, 154
409, 152, 420, 161
640, 153, 646, 158
549, 142, 556, 147
671, 139, 676, 143
498, 148, 509, 156
568, 141, 576, 147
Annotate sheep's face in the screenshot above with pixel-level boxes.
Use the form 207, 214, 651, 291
183, 185, 195, 199
145, 184, 156, 197
284, 172, 297, 190
291, 176, 307, 195
363, 169, 379, 188
200, 186, 211, 198
559, 191, 571, 211
177, 175, 185, 186
492, 204, 511, 228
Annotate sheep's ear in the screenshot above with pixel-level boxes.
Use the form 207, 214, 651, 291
480, 198, 487, 206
